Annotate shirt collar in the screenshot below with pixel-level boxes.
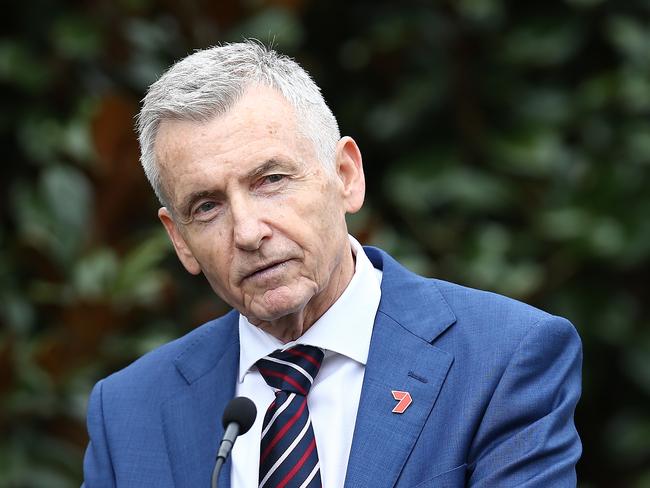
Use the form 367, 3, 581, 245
238, 235, 382, 382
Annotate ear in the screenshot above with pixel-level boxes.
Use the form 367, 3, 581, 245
158, 207, 202, 275
334, 136, 365, 214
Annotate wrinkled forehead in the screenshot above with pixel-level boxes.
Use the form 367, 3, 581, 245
155, 84, 308, 155
153, 86, 319, 204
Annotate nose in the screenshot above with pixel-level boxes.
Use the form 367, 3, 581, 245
231, 194, 271, 251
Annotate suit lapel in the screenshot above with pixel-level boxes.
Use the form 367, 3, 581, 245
344, 248, 456, 488
161, 312, 239, 488
159, 247, 455, 488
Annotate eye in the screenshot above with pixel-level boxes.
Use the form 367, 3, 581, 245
191, 200, 220, 221
196, 201, 216, 213
264, 174, 285, 184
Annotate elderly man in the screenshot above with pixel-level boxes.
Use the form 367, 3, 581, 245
82, 42, 582, 488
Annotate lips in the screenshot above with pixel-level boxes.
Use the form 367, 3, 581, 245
241, 258, 291, 282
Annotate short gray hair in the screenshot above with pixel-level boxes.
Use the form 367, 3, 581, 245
136, 41, 341, 205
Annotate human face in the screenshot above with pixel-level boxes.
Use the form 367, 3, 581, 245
155, 85, 365, 336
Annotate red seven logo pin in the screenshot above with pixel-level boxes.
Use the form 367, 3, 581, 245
391, 390, 412, 414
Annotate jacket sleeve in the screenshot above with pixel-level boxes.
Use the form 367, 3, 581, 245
81, 379, 116, 488
467, 316, 583, 487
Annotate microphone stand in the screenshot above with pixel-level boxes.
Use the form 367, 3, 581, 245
211, 422, 241, 488
211, 397, 256, 488
211, 457, 225, 488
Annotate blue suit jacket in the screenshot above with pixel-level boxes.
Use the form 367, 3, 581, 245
83, 247, 582, 487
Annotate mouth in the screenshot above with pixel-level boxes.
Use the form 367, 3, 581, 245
242, 259, 292, 283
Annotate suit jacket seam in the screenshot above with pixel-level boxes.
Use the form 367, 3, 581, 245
97, 379, 118, 486
194, 336, 239, 385
174, 319, 221, 363
375, 309, 430, 344
174, 314, 238, 384
466, 314, 563, 470
376, 305, 446, 339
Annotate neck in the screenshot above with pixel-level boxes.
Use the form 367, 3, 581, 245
251, 245, 356, 343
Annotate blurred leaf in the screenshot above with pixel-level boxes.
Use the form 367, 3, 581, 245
539, 207, 592, 241
123, 16, 183, 88
456, 0, 505, 26
621, 333, 650, 395
113, 230, 172, 306
588, 217, 626, 257
338, 39, 371, 71
12, 165, 92, 266
0, 433, 81, 488
386, 155, 512, 213
0, 41, 51, 92
606, 16, 650, 68
565, 0, 605, 8
457, 224, 544, 297
72, 248, 119, 300
367, 12, 411, 51
580, 116, 614, 151
52, 15, 103, 60
62, 109, 97, 163
633, 472, 650, 488
1, 291, 35, 334
501, 19, 583, 66
366, 75, 444, 140
618, 66, 650, 113
17, 117, 64, 165
366, 102, 408, 141
576, 73, 617, 112
227, 7, 304, 49
592, 293, 638, 346
624, 122, 650, 165
489, 129, 573, 177
606, 410, 650, 465
42, 166, 92, 234
514, 86, 572, 127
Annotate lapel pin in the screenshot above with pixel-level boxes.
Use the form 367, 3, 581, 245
391, 390, 412, 414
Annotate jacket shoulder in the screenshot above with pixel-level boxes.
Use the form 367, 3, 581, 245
365, 245, 578, 347
430, 278, 579, 359
434, 279, 553, 325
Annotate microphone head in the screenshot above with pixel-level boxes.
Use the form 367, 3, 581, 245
222, 397, 257, 434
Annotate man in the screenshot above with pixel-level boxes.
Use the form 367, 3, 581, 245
82, 41, 582, 487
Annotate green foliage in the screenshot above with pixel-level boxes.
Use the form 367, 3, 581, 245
1, 0, 649, 486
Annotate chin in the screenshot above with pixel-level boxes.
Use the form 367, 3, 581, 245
250, 303, 303, 323
251, 292, 310, 322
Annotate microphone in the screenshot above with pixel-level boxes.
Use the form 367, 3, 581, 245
211, 396, 257, 488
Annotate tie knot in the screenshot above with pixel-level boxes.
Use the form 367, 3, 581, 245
256, 345, 324, 396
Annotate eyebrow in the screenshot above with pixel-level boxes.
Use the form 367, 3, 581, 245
176, 158, 298, 218
245, 158, 297, 180
178, 189, 222, 220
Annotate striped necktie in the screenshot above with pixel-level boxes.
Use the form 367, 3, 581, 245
256, 345, 324, 488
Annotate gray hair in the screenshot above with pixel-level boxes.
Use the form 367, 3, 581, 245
136, 40, 341, 206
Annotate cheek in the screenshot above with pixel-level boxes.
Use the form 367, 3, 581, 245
204, 263, 241, 307
188, 228, 234, 284
297, 200, 347, 270
294, 187, 343, 227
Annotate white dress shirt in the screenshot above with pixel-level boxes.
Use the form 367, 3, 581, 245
231, 236, 382, 488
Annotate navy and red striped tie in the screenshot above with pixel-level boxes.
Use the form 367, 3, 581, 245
256, 345, 324, 488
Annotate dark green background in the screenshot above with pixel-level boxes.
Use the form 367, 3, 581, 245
1, 0, 649, 486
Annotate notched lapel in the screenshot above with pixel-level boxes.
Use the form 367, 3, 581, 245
162, 316, 239, 488
345, 312, 453, 488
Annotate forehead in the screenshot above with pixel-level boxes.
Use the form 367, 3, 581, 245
154, 85, 316, 202
156, 85, 302, 160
